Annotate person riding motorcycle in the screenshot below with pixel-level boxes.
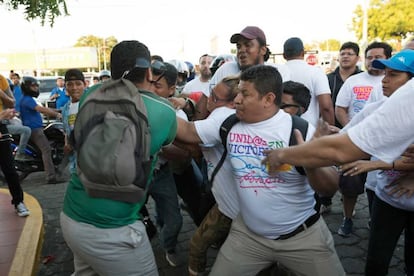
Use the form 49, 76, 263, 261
19, 76, 63, 184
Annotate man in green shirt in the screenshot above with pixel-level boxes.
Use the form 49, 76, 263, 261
60, 40, 177, 276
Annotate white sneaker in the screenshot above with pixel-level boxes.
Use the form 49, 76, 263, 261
15, 202, 30, 217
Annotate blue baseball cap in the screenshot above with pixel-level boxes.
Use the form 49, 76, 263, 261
373, 49, 414, 75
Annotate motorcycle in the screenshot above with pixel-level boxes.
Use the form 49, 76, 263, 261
10, 121, 65, 181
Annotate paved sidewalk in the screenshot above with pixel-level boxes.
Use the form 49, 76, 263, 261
10, 171, 406, 276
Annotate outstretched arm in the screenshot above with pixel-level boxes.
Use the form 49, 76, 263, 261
290, 128, 339, 197
175, 117, 202, 144
262, 132, 370, 172
340, 157, 414, 176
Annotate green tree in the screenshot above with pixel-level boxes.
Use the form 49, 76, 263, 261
318, 39, 341, 51
352, 0, 414, 49
75, 35, 118, 71
2, 0, 68, 26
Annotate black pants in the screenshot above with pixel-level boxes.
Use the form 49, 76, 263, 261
366, 194, 414, 276
0, 124, 23, 206
174, 164, 203, 226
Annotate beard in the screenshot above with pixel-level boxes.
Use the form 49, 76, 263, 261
239, 56, 262, 71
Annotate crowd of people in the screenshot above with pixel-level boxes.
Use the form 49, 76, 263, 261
1, 25, 414, 276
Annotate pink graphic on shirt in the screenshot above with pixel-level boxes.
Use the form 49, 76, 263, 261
229, 132, 287, 191
353, 86, 373, 100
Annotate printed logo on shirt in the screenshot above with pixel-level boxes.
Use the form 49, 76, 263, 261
353, 86, 373, 100
352, 86, 374, 114
68, 113, 77, 130
228, 132, 287, 190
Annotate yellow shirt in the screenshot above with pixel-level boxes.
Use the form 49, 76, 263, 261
0, 74, 10, 111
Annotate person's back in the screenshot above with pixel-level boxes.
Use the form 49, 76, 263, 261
283, 37, 334, 126
63, 82, 177, 225
61, 40, 177, 276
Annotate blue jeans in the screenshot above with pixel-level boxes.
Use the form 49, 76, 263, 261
148, 163, 183, 252
7, 123, 31, 154
366, 194, 414, 276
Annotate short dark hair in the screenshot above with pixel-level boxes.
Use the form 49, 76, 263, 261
199, 54, 213, 62
282, 81, 311, 112
240, 65, 283, 105
340, 42, 360, 56
365, 41, 393, 58
283, 37, 304, 59
110, 40, 151, 82
151, 55, 164, 62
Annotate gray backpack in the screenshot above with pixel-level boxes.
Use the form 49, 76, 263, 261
73, 78, 152, 203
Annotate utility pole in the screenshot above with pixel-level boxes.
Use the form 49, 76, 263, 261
103, 38, 107, 71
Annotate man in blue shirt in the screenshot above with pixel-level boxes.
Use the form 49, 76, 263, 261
49, 77, 69, 109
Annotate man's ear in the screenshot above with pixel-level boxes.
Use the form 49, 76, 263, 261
260, 45, 267, 57
264, 92, 276, 106
145, 68, 153, 82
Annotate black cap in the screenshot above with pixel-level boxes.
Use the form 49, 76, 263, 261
65, 69, 85, 82
163, 62, 178, 86
283, 37, 304, 56
110, 40, 151, 79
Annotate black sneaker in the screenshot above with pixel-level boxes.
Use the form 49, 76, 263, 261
338, 218, 353, 237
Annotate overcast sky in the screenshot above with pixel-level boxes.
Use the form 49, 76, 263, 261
0, 0, 365, 63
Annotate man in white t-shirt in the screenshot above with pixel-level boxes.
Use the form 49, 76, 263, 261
177, 65, 344, 276
175, 75, 240, 275
334, 41, 393, 237
335, 41, 393, 127
194, 26, 291, 120
182, 54, 213, 103
283, 37, 334, 126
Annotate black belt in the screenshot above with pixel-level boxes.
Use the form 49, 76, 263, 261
274, 212, 320, 240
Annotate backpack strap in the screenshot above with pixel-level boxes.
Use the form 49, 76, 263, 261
289, 115, 309, 176
208, 113, 239, 186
